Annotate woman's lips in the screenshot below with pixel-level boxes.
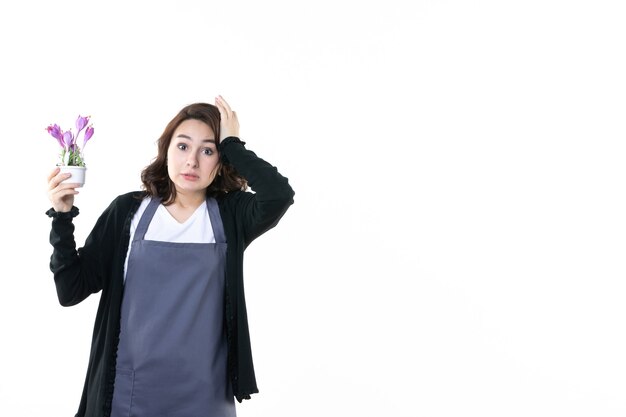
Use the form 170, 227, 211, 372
182, 173, 199, 181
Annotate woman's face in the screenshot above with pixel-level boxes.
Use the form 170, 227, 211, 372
166, 119, 220, 198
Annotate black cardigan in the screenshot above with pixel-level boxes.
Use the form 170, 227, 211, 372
47, 137, 295, 417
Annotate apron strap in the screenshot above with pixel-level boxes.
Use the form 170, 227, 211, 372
134, 197, 161, 242
206, 197, 226, 243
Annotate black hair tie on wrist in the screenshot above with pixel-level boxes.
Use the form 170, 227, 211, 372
46, 206, 79, 219
219, 137, 246, 164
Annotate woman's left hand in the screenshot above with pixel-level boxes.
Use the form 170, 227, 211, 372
215, 95, 240, 140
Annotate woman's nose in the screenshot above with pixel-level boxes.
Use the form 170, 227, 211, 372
186, 154, 198, 167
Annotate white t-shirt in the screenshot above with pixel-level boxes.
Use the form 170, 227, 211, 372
123, 197, 216, 280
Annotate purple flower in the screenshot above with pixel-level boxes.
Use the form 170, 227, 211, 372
63, 131, 75, 149
83, 125, 94, 147
46, 124, 65, 147
75, 115, 90, 134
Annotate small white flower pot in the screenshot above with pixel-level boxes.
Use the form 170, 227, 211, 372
59, 165, 87, 187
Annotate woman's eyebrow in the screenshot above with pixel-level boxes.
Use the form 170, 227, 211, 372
176, 134, 215, 143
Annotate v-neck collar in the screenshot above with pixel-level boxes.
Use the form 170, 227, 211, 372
159, 202, 206, 226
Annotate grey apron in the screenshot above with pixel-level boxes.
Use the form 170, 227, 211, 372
111, 197, 236, 417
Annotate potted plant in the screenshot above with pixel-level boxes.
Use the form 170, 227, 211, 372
46, 115, 94, 187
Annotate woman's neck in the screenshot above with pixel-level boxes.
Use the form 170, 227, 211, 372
172, 190, 205, 210
165, 191, 206, 224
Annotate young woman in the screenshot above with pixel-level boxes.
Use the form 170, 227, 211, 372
46, 96, 294, 417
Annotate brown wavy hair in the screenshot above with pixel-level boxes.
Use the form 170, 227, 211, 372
141, 103, 247, 204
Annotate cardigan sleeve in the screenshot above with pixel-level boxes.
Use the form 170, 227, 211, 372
47, 199, 119, 306
219, 137, 295, 245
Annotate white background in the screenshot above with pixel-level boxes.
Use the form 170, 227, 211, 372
0, 1, 625, 416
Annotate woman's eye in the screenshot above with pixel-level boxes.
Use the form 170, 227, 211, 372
177, 143, 188, 151
203, 148, 214, 156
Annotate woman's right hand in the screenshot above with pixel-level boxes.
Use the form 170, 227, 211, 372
215, 95, 240, 140
47, 167, 80, 213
